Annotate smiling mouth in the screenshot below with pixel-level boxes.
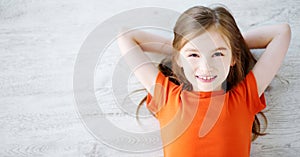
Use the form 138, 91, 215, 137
195, 75, 217, 83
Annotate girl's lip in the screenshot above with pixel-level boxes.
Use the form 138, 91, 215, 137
195, 75, 217, 83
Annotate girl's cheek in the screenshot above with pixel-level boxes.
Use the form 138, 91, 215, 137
214, 58, 230, 66
182, 58, 194, 66
187, 59, 199, 69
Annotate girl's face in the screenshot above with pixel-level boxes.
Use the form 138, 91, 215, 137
178, 28, 234, 92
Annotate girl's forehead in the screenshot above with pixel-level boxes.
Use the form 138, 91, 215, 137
181, 29, 230, 52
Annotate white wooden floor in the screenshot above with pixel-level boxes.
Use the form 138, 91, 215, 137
1, 0, 300, 156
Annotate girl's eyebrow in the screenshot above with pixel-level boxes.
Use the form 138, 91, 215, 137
211, 47, 227, 52
183, 48, 199, 52
184, 47, 227, 53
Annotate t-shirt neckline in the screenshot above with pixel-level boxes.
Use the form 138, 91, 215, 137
181, 86, 226, 99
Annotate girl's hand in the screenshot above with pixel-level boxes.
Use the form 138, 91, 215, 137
243, 23, 291, 96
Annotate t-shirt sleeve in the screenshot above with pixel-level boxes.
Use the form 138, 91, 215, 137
145, 71, 178, 116
242, 71, 267, 115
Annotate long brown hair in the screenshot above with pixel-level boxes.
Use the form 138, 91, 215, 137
136, 5, 267, 141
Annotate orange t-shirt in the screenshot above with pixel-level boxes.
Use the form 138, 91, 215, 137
146, 71, 266, 157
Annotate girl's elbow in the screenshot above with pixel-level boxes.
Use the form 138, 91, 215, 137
280, 23, 291, 37
276, 23, 291, 49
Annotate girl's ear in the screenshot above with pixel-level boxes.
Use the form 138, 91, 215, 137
176, 56, 183, 67
230, 58, 236, 66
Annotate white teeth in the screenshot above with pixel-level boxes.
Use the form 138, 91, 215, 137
197, 75, 216, 80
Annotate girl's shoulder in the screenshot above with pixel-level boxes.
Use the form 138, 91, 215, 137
232, 70, 257, 92
229, 70, 266, 114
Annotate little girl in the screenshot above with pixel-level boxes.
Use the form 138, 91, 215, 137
117, 5, 291, 157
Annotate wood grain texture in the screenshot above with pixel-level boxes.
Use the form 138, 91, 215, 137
0, 0, 299, 156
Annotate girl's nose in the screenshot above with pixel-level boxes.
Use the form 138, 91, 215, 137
198, 58, 213, 73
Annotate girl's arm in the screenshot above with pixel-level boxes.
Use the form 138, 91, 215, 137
117, 28, 173, 95
243, 23, 291, 96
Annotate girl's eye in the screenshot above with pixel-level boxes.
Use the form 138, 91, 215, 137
188, 53, 200, 57
212, 52, 224, 57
